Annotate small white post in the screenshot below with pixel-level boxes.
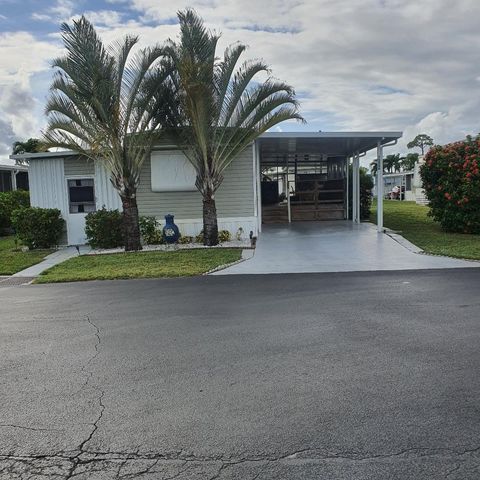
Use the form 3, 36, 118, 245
287, 179, 291, 223
377, 141, 384, 232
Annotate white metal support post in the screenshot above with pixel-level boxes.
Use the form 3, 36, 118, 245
352, 153, 361, 223
254, 141, 262, 233
345, 156, 349, 219
377, 141, 384, 232
352, 153, 357, 222
356, 154, 361, 223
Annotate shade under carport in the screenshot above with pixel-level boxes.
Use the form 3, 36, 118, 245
257, 131, 403, 232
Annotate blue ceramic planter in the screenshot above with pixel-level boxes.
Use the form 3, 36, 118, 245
163, 214, 180, 244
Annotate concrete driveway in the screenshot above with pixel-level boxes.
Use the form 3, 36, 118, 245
1, 270, 480, 479
215, 221, 480, 274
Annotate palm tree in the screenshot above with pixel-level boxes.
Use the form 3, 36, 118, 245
383, 154, 401, 173
162, 9, 304, 245
43, 17, 171, 251
401, 152, 419, 171
12, 138, 44, 155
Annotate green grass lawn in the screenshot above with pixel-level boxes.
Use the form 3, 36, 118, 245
36, 248, 243, 283
371, 200, 480, 260
0, 236, 53, 275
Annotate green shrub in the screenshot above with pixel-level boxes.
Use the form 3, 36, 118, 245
178, 235, 193, 244
139, 216, 164, 244
218, 230, 231, 242
195, 230, 204, 244
85, 208, 124, 248
11, 207, 64, 249
421, 135, 480, 233
348, 167, 374, 220
0, 190, 30, 233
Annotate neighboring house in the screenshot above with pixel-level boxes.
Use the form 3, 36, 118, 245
11, 131, 401, 245
372, 156, 428, 204
374, 171, 415, 201
0, 163, 29, 192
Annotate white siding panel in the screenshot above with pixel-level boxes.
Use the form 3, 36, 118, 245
64, 156, 94, 176
29, 158, 68, 217
94, 161, 122, 211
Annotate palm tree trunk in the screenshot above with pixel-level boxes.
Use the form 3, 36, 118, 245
121, 195, 142, 251
203, 194, 218, 246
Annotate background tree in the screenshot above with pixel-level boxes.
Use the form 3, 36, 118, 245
43, 17, 170, 251
407, 134, 433, 155
12, 138, 45, 165
401, 152, 419, 171
12, 138, 44, 155
383, 154, 402, 173
163, 9, 303, 246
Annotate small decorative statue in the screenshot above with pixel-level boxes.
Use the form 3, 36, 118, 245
163, 214, 180, 244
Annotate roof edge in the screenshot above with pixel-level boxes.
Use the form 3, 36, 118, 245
259, 131, 403, 139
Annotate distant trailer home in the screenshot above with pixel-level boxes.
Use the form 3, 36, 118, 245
0, 163, 29, 192
10, 132, 402, 245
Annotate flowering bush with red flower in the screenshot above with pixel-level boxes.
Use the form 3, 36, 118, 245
420, 135, 480, 233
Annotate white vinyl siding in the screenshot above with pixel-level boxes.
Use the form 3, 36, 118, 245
94, 160, 122, 211
64, 156, 94, 176
137, 144, 255, 219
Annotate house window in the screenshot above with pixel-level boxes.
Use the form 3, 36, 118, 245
68, 178, 96, 213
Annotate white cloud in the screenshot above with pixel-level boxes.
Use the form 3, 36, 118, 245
32, 0, 75, 22
5, 0, 480, 161
0, 32, 60, 153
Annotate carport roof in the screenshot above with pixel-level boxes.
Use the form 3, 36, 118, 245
258, 131, 402, 157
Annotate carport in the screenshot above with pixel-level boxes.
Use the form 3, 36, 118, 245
216, 131, 480, 274
255, 131, 402, 231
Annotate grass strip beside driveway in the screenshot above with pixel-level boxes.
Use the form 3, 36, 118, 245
371, 200, 480, 260
0, 236, 53, 275
36, 248, 243, 283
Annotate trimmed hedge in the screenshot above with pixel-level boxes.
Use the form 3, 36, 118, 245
85, 208, 124, 248
421, 135, 480, 233
11, 207, 64, 249
0, 190, 30, 234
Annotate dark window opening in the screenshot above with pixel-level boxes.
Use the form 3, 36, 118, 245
68, 178, 95, 214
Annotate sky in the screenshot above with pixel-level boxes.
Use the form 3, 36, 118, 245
1, 0, 480, 166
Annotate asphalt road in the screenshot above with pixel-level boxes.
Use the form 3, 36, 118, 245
1, 269, 480, 479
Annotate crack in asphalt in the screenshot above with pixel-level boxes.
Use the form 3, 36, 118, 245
62, 316, 106, 479
0, 315, 107, 480
1, 445, 480, 479
2, 315, 480, 478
